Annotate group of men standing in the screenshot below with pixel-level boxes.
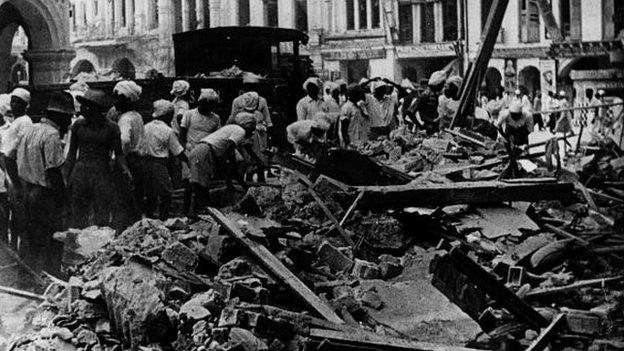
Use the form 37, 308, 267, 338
286, 71, 466, 155
0, 76, 270, 276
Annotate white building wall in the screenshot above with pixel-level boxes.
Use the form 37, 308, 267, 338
581, 0, 602, 41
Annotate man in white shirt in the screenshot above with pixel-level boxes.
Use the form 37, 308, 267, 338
296, 77, 330, 121
187, 112, 263, 213
143, 100, 187, 219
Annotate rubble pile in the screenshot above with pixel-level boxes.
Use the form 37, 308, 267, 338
358, 129, 506, 179
4, 200, 409, 350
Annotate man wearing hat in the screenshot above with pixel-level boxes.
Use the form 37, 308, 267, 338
143, 100, 187, 219
112, 80, 145, 226
170, 80, 191, 136
437, 75, 463, 130
297, 77, 330, 121
407, 71, 445, 134
496, 100, 534, 147
2, 88, 33, 186
179, 88, 221, 213
287, 113, 331, 157
187, 112, 261, 213
16, 91, 74, 275
1, 88, 32, 249
230, 74, 271, 126
65, 89, 131, 230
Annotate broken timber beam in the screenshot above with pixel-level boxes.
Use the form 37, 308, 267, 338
450, 0, 510, 128
308, 328, 488, 351
448, 247, 549, 330
535, 0, 564, 43
524, 276, 624, 302
0, 285, 46, 302
204, 208, 344, 324
525, 314, 566, 351
354, 181, 575, 210
295, 172, 355, 246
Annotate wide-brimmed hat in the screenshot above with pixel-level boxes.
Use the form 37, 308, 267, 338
46, 91, 75, 115
76, 89, 111, 109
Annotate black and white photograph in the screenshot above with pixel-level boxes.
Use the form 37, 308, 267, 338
0, 0, 623, 350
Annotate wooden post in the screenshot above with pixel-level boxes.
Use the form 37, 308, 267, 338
448, 246, 549, 329
204, 208, 344, 324
450, 0, 510, 128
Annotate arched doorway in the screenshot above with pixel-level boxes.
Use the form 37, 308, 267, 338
71, 59, 96, 77
0, 0, 74, 86
112, 58, 136, 80
484, 67, 502, 97
10, 62, 28, 84
518, 65, 541, 98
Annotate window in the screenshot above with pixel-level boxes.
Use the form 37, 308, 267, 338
421, 2, 435, 43
398, 4, 413, 44
346, 0, 355, 30
93, 0, 98, 16
150, 0, 159, 29
71, 4, 76, 30
239, 0, 250, 26
121, 0, 127, 27
520, 0, 540, 42
266, 0, 278, 27
443, 0, 458, 41
202, 0, 210, 28
295, 0, 308, 32
560, 0, 570, 38
372, 0, 380, 28
358, 0, 367, 29
615, 0, 624, 38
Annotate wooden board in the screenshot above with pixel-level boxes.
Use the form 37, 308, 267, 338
204, 208, 344, 324
526, 314, 566, 351
355, 181, 575, 210
308, 328, 488, 351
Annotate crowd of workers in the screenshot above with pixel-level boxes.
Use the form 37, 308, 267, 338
0, 69, 613, 277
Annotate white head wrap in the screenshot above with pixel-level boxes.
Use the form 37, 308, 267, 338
113, 80, 142, 102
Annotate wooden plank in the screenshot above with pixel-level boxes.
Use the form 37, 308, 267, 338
524, 276, 624, 302
543, 223, 590, 246
448, 247, 549, 329
354, 181, 575, 210
444, 129, 487, 148
295, 172, 355, 246
204, 208, 344, 324
526, 314, 567, 351
308, 328, 488, 351
0, 285, 46, 302
0, 239, 46, 288
339, 190, 365, 226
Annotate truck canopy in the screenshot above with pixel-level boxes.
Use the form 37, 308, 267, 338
173, 26, 309, 78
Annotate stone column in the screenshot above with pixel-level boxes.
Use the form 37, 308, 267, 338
134, 0, 145, 34
196, 0, 206, 29
250, 0, 265, 26
433, 0, 443, 42
207, 0, 219, 27
23, 49, 76, 84
125, 0, 135, 34
182, 0, 197, 31
354, 0, 360, 30
75, 0, 85, 31
107, 0, 116, 35
278, 0, 294, 28
366, 0, 372, 30
413, 3, 421, 44
114, 0, 124, 30
158, 0, 175, 74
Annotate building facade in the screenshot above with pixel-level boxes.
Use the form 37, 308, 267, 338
69, 0, 624, 101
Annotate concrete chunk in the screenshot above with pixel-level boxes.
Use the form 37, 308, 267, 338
317, 241, 354, 273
